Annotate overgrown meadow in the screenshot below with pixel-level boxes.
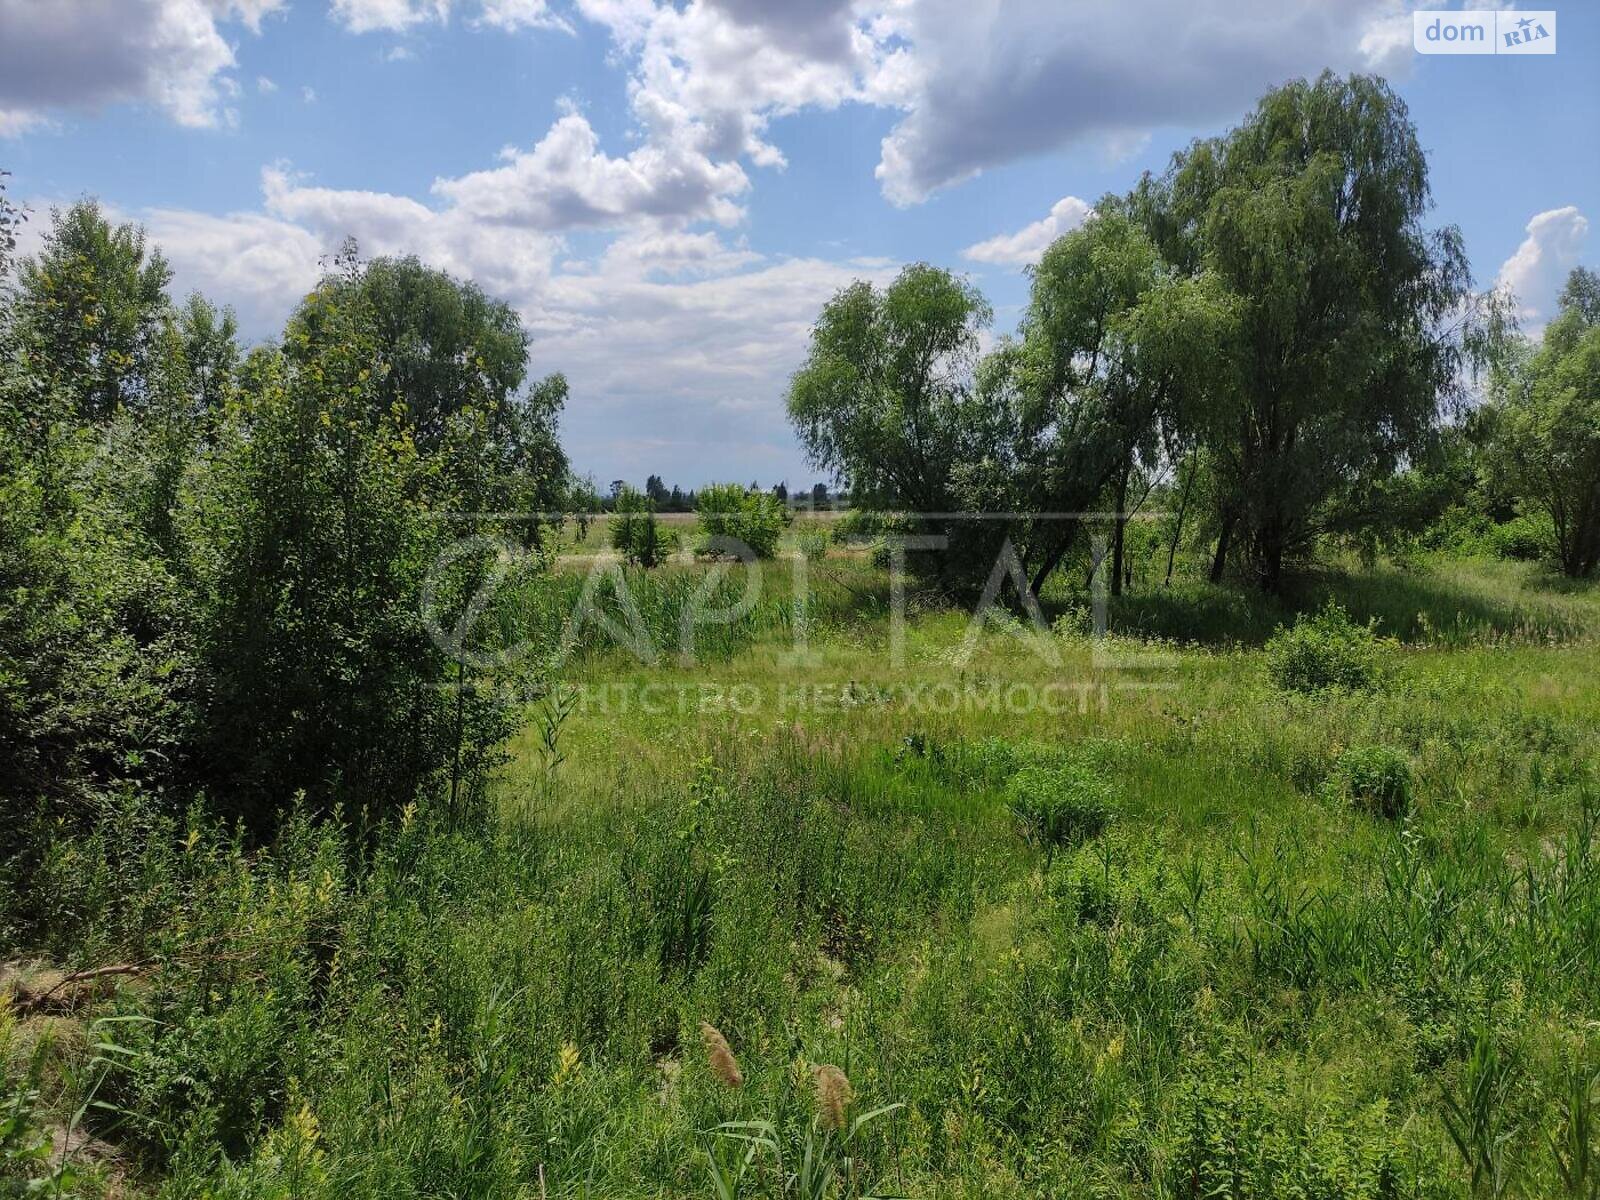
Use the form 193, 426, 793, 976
5, 67, 1600, 1200
6, 546, 1600, 1199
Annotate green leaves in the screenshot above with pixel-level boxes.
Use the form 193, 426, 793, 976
611, 484, 666, 567
696, 484, 790, 561
787, 265, 990, 514
1486, 270, 1600, 578
1264, 600, 1390, 695
15, 201, 174, 425
1150, 73, 1474, 588
1442, 1026, 1520, 1198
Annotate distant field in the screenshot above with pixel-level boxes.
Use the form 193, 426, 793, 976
555, 507, 848, 555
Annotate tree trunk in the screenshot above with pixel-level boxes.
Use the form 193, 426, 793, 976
1260, 545, 1284, 593
1254, 513, 1287, 594
1029, 530, 1076, 599
1110, 464, 1130, 598
1164, 454, 1197, 588
1209, 511, 1234, 584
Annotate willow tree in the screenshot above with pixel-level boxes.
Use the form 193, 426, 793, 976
787, 235, 1234, 596
295, 252, 569, 538
996, 208, 1237, 595
1138, 73, 1473, 590
787, 263, 993, 517
1486, 268, 1600, 578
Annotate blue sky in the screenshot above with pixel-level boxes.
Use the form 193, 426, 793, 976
2, 0, 1595, 489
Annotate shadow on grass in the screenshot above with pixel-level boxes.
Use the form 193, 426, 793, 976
1046, 560, 1594, 648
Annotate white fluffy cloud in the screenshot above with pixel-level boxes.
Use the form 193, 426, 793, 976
594, 229, 762, 278
473, 0, 569, 32
0, 110, 49, 138
574, 0, 904, 171
206, 0, 288, 31
548, 0, 1422, 207
328, 0, 565, 33
119, 160, 887, 481
0, 0, 283, 134
1497, 206, 1590, 332
963, 196, 1092, 268
141, 208, 325, 333
328, 0, 448, 33
258, 165, 561, 300
871, 0, 1416, 204
432, 109, 750, 230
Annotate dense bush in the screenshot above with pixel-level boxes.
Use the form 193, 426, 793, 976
796, 526, 830, 561
183, 282, 473, 825
1005, 760, 1115, 860
610, 483, 665, 567
0, 205, 552, 845
1485, 512, 1556, 562
0, 270, 197, 839
1265, 601, 1389, 694
695, 482, 789, 559
1327, 745, 1414, 819
1418, 504, 1555, 563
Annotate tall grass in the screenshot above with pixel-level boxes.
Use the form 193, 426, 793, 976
2, 555, 1598, 1197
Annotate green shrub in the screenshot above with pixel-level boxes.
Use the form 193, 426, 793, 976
1166, 1048, 1419, 1199
0, 363, 197, 837
1265, 601, 1388, 694
1328, 745, 1413, 818
1421, 504, 1556, 565
796, 527, 831, 561
695, 483, 789, 560
0, 1053, 61, 1194
1006, 761, 1114, 860
611, 484, 664, 567
831, 509, 900, 544
182, 281, 499, 828
1485, 512, 1554, 563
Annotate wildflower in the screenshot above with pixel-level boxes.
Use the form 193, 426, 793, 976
554, 1041, 581, 1087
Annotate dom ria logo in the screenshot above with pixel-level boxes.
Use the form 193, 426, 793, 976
1502, 13, 1554, 48
1414, 10, 1556, 55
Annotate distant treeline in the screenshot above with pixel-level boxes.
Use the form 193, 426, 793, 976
579, 476, 843, 513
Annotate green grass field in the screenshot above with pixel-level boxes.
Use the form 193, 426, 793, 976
6, 552, 1600, 1198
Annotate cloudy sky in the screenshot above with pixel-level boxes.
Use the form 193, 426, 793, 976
2, 0, 1595, 488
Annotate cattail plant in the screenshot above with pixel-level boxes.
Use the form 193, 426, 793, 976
700, 1022, 744, 1089
813, 1064, 853, 1131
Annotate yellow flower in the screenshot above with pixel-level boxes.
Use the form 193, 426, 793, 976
553, 1041, 581, 1087
289, 1101, 320, 1146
